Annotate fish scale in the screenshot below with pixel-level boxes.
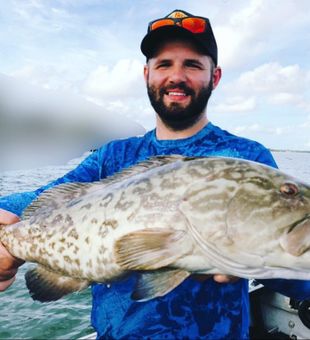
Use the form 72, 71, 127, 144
0, 155, 309, 302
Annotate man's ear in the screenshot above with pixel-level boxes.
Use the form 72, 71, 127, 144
143, 64, 149, 83
212, 66, 222, 89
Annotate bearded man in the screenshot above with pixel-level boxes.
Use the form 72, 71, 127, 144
1, 9, 309, 340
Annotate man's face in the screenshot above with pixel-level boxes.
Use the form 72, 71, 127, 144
144, 39, 217, 131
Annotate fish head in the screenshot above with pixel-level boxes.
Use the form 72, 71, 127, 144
225, 161, 310, 257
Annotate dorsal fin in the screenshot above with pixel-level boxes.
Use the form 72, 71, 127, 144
22, 182, 94, 219
103, 155, 192, 184
23, 155, 192, 220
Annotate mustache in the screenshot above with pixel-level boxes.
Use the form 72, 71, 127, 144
159, 83, 195, 96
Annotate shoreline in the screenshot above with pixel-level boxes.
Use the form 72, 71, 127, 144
270, 149, 310, 154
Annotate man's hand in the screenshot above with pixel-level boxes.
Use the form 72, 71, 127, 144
213, 274, 239, 283
193, 274, 240, 284
0, 209, 24, 291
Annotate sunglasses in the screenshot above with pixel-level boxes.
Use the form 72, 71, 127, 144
148, 16, 207, 34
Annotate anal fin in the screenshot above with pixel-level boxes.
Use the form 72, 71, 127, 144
25, 265, 90, 302
132, 269, 190, 301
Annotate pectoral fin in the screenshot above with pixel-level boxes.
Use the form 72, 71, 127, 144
132, 269, 190, 301
25, 265, 90, 302
115, 228, 192, 270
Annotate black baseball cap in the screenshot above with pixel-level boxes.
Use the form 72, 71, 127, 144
141, 9, 218, 65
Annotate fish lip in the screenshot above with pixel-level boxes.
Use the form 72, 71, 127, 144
287, 214, 310, 234
280, 214, 310, 257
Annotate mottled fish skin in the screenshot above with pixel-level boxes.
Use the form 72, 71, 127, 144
0, 156, 309, 302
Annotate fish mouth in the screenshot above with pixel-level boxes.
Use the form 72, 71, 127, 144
280, 214, 310, 257
287, 214, 310, 233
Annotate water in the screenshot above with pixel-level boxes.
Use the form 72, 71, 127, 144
0, 150, 309, 339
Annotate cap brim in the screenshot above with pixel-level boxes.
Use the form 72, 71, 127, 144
141, 25, 202, 58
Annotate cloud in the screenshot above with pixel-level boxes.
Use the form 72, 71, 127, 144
10, 64, 76, 91
233, 123, 261, 134
219, 62, 310, 113
214, 0, 310, 68
231, 120, 310, 150
269, 93, 303, 106
232, 63, 308, 94
83, 59, 144, 99
213, 96, 256, 113
300, 115, 310, 128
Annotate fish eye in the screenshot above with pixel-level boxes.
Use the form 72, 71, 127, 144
280, 182, 299, 196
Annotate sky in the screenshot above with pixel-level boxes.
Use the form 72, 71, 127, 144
1, 0, 310, 156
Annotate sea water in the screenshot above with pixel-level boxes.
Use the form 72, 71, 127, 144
0, 151, 309, 339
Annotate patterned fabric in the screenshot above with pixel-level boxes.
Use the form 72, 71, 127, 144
1, 122, 309, 339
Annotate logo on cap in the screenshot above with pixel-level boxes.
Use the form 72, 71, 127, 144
168, 10, 188, 19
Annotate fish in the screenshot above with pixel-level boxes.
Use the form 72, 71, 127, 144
0, 155, 309, 303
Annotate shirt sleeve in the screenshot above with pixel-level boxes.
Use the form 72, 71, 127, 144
254, 147, 278, 168
0, 148, 104, 217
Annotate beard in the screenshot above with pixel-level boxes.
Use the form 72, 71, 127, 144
147, 79, 213, 131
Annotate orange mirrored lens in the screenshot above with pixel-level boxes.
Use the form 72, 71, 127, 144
182, 18, 206, 33
150, 17, 207, 34
150, 19, 175, 31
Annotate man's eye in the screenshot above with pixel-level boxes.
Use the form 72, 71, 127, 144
186, 63, 203, 69
157, 63, 170, 68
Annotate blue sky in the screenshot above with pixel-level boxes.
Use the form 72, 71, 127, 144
1, 0, 310, 151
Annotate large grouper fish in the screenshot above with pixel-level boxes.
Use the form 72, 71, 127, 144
0, 155, 310, 302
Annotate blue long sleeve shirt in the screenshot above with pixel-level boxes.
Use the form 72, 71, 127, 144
1, 122, 310, 339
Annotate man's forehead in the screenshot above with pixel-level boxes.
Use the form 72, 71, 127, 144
149, 40, 211, 66
151, 38, 208, 58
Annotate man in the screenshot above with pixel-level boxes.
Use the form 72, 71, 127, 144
1, 9, 309, 339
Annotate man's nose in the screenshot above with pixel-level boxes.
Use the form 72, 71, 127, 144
168, 66, 187, 83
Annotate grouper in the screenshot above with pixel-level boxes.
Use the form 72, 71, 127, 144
0, 155, 309, 302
